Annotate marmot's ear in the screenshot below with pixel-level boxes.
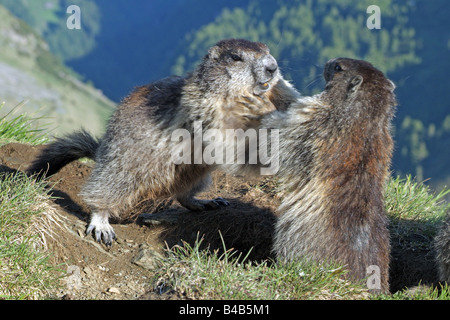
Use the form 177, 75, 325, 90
348, 75, 363, 93
207, 46, 221, 60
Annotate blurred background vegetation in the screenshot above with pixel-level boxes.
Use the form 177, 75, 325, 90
0, 0, 448, 193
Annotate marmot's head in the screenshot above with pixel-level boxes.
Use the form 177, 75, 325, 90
322, 58, 396, 118
197, 39, 280, 96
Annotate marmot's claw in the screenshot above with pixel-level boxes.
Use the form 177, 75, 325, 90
180, 197, 230, 211
86, 216, 116, 246
213, 197, 230, 207
201, 197, 230, 210
95, 229, 116, 247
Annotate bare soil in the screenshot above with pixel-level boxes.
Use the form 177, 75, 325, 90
0, 142, 441, 299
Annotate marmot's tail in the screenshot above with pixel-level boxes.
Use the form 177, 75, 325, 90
27, 129, 100, 179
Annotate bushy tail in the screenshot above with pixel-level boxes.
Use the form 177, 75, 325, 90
27, 129, 100, 179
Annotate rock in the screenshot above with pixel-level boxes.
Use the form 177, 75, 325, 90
107, 287, 121, 294
83, 265, 93, 276
139, 209, 181, 226
66, 265, 82, 290
132, 246, 163, 270
98, 265, 109, 272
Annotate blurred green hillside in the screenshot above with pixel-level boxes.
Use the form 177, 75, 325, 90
0, 0, 448, 192
0, 3, 114, 136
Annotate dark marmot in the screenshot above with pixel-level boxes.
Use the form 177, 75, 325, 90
435, 214, 450, 283
236, 58, 396, 293
27, 39, 299, 245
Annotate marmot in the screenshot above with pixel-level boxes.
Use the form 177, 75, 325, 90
27, 39, 299, 246
435, 214, 450, 283
235, 58, 396, 293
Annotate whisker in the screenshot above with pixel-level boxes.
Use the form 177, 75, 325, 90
304, 74, 323, 89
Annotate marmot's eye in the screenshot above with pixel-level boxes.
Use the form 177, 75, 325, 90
334, 64, 343, 71
230, 53, 242, 62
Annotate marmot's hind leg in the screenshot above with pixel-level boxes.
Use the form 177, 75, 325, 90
176, 174, 229, 211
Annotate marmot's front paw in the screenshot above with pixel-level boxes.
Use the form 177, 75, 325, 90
86, 214, 116, 246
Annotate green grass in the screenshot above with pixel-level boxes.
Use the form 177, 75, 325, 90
0, 171, 62, 299
152, 236, 368, 300
386, 175, 450, 224
0, 105, 62, 299
386, 175, 450, 253
0, 101, 49, 146
376, 283, 450, 300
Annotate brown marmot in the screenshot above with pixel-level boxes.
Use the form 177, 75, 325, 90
435, 214, 450, 283
235, 57, 396, 293
27, 39, 299, 245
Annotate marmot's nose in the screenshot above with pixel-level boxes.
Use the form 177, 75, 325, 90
266, 63, 278, 76
263, 55, 278, 77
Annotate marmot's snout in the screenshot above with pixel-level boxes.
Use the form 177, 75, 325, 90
263, 55, 278, 78
253, 54, 278, 95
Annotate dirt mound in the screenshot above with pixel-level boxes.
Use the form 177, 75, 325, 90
0, 142, 279, 299
0, 142, 441, 298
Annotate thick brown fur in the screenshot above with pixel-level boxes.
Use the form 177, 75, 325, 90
435, 214, 450, 283
236, 58, 396, 293
27, 39, 299, 245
